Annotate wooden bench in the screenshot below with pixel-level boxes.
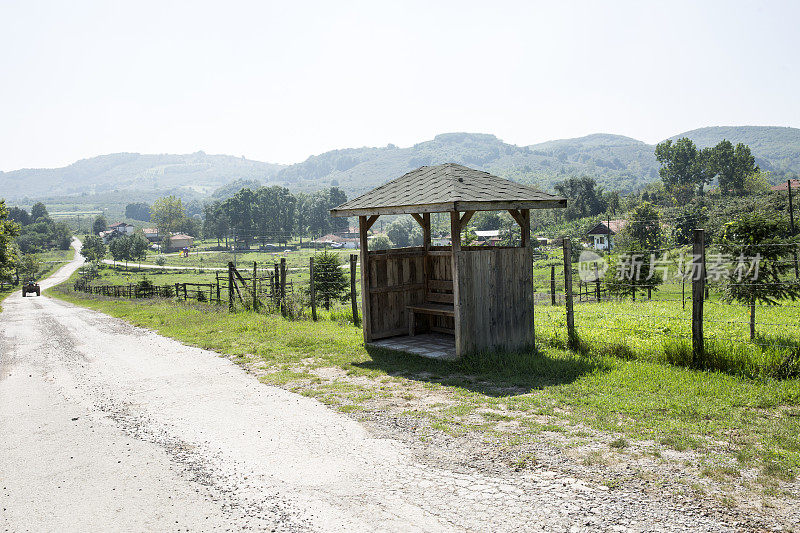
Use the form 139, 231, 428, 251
407, 280, 454, 336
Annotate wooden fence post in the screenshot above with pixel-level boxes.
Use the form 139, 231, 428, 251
550, 265, 556, 306
280, 257, 287, 316
228, 261, 234, 311
216, 273, 220, 304
350, 254, 359, 325
309, 257, 317, 321
273, 263, 280, 307
562, 237, 576, 348
692, 229, 705, 365
252, 261, 258, 311
595, 263, 601, 301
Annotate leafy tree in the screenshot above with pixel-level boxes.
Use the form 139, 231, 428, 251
109, 237, 131, 268
368, 235, 391, 250
202, 201, 230, 247
30, 202, 49, 222
471, 211, 504, 230
554, 177, 608, 220
387, 218, 422, 248
54, 222, 72, 250
672, 201, 708, 245
129, 233, 150, 267
176, 216, 201, 237
655, 137, 700, 202
7, 206, 30, 226
711, 140, 759, 196
312, 250, 349, 309
606, 202, 665, 299
125, 202, 151, 221
18, 254, 39, 281
0, 201, 21, 282
695, 147, 717, 197
81, 235, 106, 263
617, 202, 664, 251
93, 214, 108, 235
743, 170, 770, 195
151, 196, 186, 238
717, 213, 800, 339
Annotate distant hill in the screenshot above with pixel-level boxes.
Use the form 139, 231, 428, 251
276, 127, 800, 197
2, 126, 799, 203
0, 151, 285, 201
275, 132, 660, 196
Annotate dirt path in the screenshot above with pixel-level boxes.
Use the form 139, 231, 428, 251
0, 242, 743, 532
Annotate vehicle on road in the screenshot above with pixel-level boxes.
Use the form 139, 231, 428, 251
22, 281, 41, 297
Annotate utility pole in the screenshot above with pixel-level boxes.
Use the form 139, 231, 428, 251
789, 179, 796, 234
789, 180, 799, 279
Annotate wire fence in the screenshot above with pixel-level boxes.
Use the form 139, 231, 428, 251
534, 231, 800, 379
73, 254, 363, 324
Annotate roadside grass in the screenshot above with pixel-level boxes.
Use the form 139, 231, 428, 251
0, 287, 15, 311
49, 277, 800, 492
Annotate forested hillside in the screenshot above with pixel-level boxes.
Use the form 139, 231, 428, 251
0, 151, 285, 201
276, 132, 660, 196
276, 127, 800, 196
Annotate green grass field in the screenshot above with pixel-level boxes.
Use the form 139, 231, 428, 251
49, 271, 800, 505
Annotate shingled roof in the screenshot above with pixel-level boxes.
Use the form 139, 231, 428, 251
330, 163, 566, 217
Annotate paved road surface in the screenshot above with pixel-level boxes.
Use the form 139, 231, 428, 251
0, 242, 741, 532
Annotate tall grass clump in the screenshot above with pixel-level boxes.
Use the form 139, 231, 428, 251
661, 338, 800, 380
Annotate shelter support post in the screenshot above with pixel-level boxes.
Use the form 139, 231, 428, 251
358, 215, 378, 342
450, 211, 462, 356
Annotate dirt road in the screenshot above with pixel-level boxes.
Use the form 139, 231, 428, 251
0, 243, 742, 532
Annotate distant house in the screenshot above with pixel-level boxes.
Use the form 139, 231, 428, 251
165, 233, 194, 251
586, 220, 627, 250
108, 222, 135, 235
313, 233, 359, 249
335, 227, 360, 239
143, 228, 160, 242
771, 179, 800, 192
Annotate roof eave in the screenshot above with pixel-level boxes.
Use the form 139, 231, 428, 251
330, 198, 567, 217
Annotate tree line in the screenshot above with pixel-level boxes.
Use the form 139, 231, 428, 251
0, 201, 74, 284
655, 138, 760, 201
202, 186, 348, 246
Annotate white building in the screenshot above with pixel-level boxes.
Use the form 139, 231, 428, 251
108, 222, 135, 235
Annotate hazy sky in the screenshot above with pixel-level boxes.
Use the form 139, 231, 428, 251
1, 0, 799, 171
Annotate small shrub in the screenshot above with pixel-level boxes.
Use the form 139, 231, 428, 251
155, 255, 166, 266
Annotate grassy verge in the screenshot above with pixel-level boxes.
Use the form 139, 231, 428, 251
0, 287, 15, 311
49, 274, 800, 512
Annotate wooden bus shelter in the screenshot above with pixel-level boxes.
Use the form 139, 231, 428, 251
330, 163, 566, 359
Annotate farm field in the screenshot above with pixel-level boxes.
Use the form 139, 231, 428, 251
50, 274, 800, 525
